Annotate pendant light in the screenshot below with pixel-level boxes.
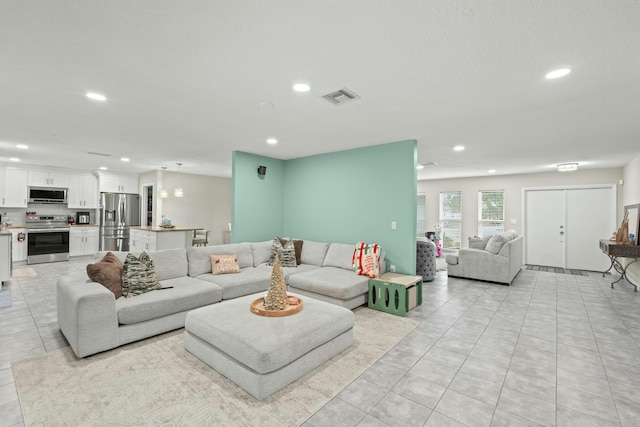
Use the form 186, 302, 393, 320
174, 163, 184, 197
160, 167, 168, 198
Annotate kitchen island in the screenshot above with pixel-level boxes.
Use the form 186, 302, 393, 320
129, 226, 199, 252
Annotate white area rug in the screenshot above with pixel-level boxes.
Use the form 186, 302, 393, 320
13, 307, 418, 426
11, 267, 37, 278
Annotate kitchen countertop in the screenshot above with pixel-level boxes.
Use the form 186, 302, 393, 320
69, 224, 99, 227
130, 226, 199, 232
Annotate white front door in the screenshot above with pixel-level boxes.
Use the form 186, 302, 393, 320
565, 187, 614, 271
525, 189, 566, 268
525, 186, 616, 271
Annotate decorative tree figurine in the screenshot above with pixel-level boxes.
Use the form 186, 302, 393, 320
264, 254, 288, 311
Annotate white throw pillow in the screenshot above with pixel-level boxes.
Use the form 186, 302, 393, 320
485, 235, 507, 254
469, 236, 491, 250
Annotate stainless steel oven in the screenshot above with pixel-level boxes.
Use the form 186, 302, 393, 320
26, 215, 70, 264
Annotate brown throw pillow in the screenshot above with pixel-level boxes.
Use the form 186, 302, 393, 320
86, 252, 123, 298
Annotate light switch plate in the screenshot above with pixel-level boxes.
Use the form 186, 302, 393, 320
391, 221, 397, 230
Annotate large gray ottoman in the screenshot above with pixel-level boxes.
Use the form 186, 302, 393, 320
184, 293, 355, 400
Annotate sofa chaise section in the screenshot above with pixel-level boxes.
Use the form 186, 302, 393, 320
288, 242, 385, 309
57, 248, 222, 358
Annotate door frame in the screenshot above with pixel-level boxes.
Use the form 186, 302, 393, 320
522, 184, 617, 268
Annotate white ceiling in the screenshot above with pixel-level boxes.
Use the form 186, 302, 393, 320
1, 1, 639, 180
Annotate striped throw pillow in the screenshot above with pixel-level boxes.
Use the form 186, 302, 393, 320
352, 242, 381, 278
268, 237, 297, 268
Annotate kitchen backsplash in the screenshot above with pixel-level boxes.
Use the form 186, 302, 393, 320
1, 205, 98, 227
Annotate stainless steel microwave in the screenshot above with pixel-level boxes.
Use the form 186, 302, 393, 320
28, 186, 68, 204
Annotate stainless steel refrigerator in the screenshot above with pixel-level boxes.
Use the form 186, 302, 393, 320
99, 193, 141, 251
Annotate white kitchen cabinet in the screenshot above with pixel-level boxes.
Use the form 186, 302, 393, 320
69, 227, 98, 257
3, 168, 28, 208
68, 174, 98, 208
99, 174, 139, 194
130, 228, 190, 252
10, 228, 27, 262
130, 229, 155, 252
28, 170, 69, 187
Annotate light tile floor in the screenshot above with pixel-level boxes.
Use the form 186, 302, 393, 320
1, 258, 639, 426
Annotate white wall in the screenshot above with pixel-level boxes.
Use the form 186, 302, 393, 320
622, 153, 640, 285
140, 170, 232, 245
418, 168, 623, 246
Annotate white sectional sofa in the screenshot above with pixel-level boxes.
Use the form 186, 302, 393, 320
57, 240, 386, 358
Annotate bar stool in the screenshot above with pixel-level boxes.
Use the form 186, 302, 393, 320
193, 230, 210, 247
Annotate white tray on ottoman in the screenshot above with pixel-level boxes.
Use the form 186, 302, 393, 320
184, 293, 355, 400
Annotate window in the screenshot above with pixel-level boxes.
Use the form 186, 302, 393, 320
416, 193, 426, 237
478, 190, 504, 237
439, 191, 462, 249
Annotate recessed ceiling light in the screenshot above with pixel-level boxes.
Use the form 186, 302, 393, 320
453, 145, 465, 152
16, 144, 28, 149
121, 157, 130, 162
416, 164, 425, 170
99, 166, 107, 170
86, 92, 107, 101
545, 68, 571, 79
9, 158, 20, 162
293, 83, 310, 92
488, 169, 496, 173
266, 138, 278, 145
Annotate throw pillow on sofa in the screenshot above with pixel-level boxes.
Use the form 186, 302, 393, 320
122, 252, 160, 298
277, 237, 303, 265
86, 252, 123, 298
485, 235, 507, 254
360, 252, 380, 278
211, 254, 240, 275
268, 238, 297, 267
353, 242, 381, 278
469, 236, 491, 250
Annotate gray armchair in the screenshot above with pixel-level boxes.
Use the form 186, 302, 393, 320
417, 237, 437, 281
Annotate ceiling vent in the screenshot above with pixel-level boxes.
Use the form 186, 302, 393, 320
323, 88, 360, 105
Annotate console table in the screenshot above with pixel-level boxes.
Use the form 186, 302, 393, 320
599, 239, 640, 291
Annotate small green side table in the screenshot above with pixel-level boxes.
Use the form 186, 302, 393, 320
368, 272, 423, 316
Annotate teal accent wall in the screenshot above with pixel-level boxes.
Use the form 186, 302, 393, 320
283, 140, 417, 274
231, 151, 285, 242
232, 139, 417, 274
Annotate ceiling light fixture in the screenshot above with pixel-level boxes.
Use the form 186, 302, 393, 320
99, 166, 107, 170
557, 162, 578, 172
453, 145, 465, 152
86, 92, 107, 101
174, 163, 184, 197
266, 138, 278, 145
416, 164, 425, 170
293, 83, 310, 92
488, 169, 496, 174
121, 157, 130, 162
16, 144, 28, 149
545, 68, 571, 79
9, 158, 19, 162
